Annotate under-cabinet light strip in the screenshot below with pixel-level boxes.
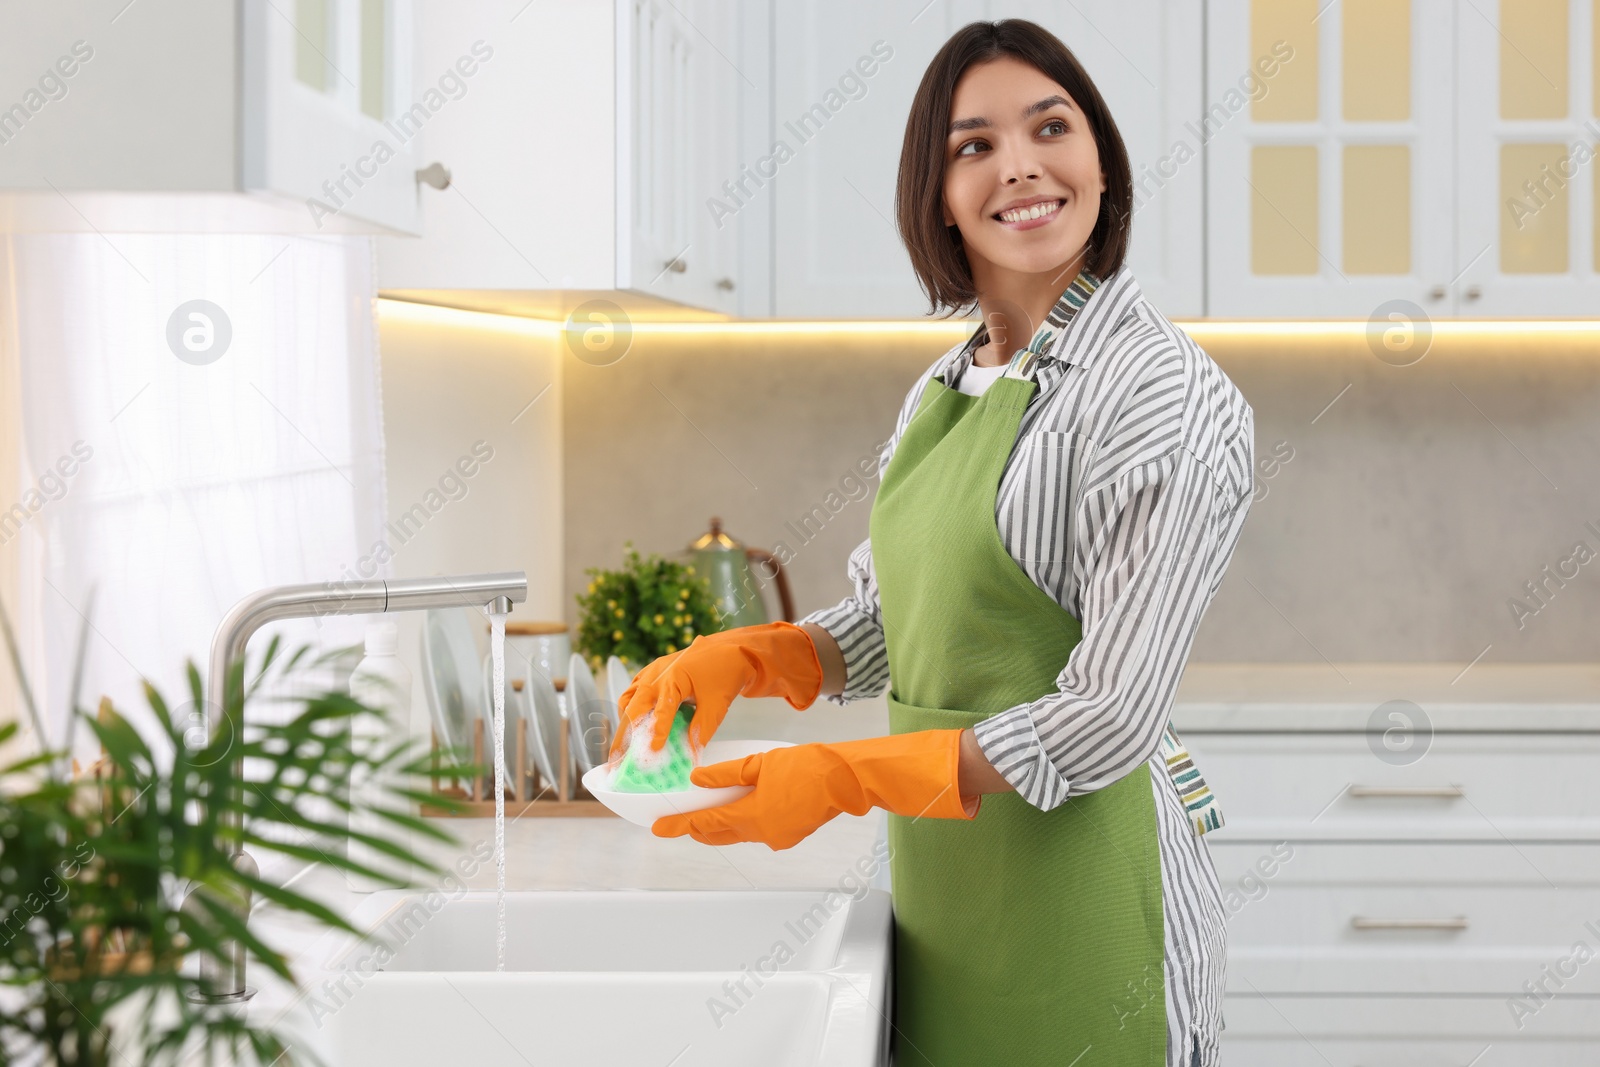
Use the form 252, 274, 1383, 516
377, 298, 1600, 339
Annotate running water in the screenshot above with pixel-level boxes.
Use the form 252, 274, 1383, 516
489, 611, 507, 971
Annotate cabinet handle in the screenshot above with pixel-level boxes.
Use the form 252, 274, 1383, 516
1351, 915, 1469, 930
1465, 285, 1482, 301
1347, 784, 1464, 798
664, 257, 688, 274
716, 277, 735, 291
415, 162, 452, 190
1427, 285, 1446, 300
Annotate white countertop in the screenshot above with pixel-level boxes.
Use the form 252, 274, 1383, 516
1170, 662, 1600, 730
258, 661, 1597, 904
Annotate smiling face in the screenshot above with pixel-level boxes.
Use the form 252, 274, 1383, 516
941, 55, 1106, 284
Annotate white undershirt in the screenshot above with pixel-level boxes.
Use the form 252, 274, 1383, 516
954, 357, 1009, 397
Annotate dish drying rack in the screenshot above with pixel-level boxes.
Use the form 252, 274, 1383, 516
421, 679, 616, 818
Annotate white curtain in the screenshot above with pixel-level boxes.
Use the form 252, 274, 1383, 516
0, 233, 387, 786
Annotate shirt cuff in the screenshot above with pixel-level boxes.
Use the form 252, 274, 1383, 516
972, 704, 1073, 811
796, 602, 889, 707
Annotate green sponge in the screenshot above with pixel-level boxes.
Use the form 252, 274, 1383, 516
611, 705, 697, 793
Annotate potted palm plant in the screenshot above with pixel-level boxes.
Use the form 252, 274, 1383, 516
0, 612, 476, 1067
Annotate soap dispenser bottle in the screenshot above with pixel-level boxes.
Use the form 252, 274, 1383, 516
347, 621, 414, 891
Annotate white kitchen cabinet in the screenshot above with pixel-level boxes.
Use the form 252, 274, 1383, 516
771, 0, 1205, 319
1207, 0, 1600, 318
375, 0, 749, 315
0, 0, 425, 235
1205, 0, 1456, 318
769, 2, 969, 320
994, 0, 1206, 318
1456, 0, 1600, 316
373, 0, 615, 292
1173, 705, 1600, 1064
618, 0, 746, 313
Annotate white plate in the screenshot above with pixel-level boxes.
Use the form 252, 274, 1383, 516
583, 739, 794, 828
524, 671, 566, 795
565, 653, 610, 775
604, 655, 636, 732
420, 609, 482, 756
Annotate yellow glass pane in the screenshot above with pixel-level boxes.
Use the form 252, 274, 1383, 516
361, 0, 386, 119
1343, 145, 1410, 274
1252, 145, 1320, 275
1500, 0, 1567, 120
295, 0, 330, 92
1343, 0, 1409, 121
1500, 143, 1569, 273
1252, 0, 1318, 121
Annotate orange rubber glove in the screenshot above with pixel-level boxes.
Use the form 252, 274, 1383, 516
651, 729, 980, 850
608, 621, 824, 759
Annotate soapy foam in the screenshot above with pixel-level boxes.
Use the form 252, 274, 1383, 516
610, 706, 697, 793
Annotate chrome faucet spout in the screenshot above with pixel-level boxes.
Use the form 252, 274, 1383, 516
191, 571, 527, 1001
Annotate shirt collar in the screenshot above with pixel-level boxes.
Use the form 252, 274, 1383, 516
938, 264, 1133, 388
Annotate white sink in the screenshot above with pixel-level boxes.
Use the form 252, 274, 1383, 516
273, 889, 891, 1067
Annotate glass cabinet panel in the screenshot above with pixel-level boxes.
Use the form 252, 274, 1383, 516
360, 0, 387, 120
1252, 0, 1318, 121
1252, 145, 1320, 274
1344, 0, 1410, 121
1500, 0, 1569, 119
296, 0, 332, 91
1344, 145, 1411, 274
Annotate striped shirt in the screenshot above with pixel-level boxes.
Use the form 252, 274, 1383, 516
798, 264, 1255, 1067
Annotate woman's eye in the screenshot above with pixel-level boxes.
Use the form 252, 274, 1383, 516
1042, 119, 1068, 136
955, 139, 988, 157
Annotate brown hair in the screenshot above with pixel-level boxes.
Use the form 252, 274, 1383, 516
895, 19, 1133, 316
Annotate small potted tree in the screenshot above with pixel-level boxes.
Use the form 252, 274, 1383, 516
573, 541, 719, 676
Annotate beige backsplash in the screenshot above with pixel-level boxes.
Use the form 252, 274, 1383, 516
562, 323, 1600, 665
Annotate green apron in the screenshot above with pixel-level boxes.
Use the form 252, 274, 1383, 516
870, 346, 1166, 1066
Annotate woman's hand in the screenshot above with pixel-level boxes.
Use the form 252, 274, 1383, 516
650, 729, 979, 850
608, 621, 824, 759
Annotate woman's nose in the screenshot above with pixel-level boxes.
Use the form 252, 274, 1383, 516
992, 136, 1043, 184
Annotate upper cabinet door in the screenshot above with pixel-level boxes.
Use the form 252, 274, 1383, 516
772, 0, 1205, 319
1206, 0, 1456, 318
376, 0, 621, 291
619, 0, 743, 315
1456, 0, 1600, 316
241, 0, 423, 236
0, 0, 419, 235
987, 0, 1206, 317
771, 1, 962, 319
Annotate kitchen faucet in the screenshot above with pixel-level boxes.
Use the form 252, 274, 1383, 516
185, 572, 527, 1002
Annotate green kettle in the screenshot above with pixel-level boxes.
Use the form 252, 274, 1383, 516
688, 517, 795, 632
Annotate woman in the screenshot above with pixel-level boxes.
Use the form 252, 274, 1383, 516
611, 19, 1254, 1067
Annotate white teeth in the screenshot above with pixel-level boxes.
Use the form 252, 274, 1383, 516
998, 199, 1061, 223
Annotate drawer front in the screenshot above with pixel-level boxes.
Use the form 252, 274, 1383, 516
1221, 1038, 1599, 1067
1209, 842, 1600, 995
1219, 994, 1600, 1064
1183, 733, 1600, 840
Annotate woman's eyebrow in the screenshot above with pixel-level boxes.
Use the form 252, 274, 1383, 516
949, 94, 1073, 134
